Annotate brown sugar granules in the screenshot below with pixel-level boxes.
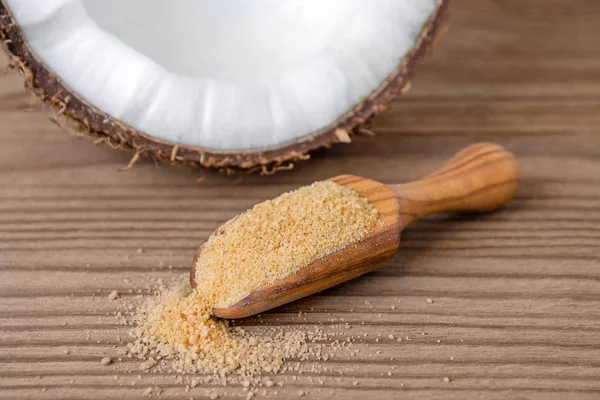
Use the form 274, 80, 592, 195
194, 180, 379, 308
128, 280, 319, 376
128, 181, 376, 379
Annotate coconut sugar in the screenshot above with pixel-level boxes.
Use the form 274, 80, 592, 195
128, 279, 323, 377
128, 181, 376, 380
194, 180, 379, 308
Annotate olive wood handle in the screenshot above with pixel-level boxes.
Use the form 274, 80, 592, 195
391, 143, 520, 227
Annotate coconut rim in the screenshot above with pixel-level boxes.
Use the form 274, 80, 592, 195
0, 0, 450, 171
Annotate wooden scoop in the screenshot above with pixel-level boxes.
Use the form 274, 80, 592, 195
191, 143, 520, 319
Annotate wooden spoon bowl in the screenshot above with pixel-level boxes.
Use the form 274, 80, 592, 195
191, 143, 520, 319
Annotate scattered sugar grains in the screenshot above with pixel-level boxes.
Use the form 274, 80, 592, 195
128, 279, 325, 376
100, 357, 112, 366
194, 181, 379, 308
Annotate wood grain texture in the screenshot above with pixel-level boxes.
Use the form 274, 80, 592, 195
393, 143, 520, 222
1, 0, 600, 399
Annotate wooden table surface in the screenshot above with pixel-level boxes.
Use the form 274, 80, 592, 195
1, 1, 600, 399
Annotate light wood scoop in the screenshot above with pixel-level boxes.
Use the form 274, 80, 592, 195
191, 143, 520, 319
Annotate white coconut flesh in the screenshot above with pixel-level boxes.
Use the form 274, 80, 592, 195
6, 0, 437, 151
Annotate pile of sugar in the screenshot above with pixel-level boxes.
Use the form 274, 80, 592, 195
128, 181, 378, 379
128, 280, 323, 376
194, 180, 379, 308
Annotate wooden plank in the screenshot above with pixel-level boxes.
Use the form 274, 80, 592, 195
1, 0, 600, 398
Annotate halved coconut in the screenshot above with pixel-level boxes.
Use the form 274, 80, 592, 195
0, 0, 449, 171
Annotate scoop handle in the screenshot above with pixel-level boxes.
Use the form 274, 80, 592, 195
391, 143, 520, 226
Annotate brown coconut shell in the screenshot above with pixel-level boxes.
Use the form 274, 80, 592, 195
0, 0, 450, 173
